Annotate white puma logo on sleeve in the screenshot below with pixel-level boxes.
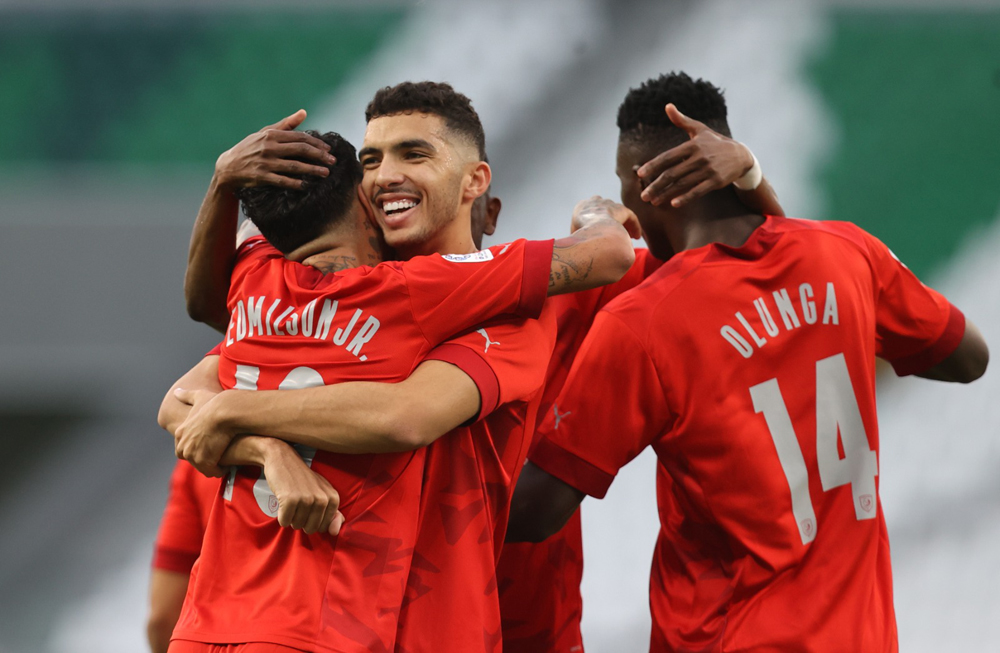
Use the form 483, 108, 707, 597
477, 328, 500, 353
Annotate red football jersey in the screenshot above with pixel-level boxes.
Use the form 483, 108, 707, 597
152, 460, 218, 573
392, 308, 558, 653
531, 216, 964, 652
497, 248, 664, 652
173, 236, 552, 653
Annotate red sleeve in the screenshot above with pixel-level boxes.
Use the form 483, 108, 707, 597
402, 239, 553, 347
206, 344, 222, 357
863, 232, 965, 376
530, 311, 671, 498
426, 309, 557, 422
151, 461, 218, 573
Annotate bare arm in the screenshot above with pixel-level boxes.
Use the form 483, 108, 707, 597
174, 360, 481, 466
184, 110, 336, 330
636, 103, 785, 216
146, 569, 189, 653
505, 461, 585, 543
548, 196, 640, 295
915, 319, 989, 383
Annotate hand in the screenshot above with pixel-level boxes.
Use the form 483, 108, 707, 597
636, 103, 755, 208
173, 388, 231, 477
262, 445, 345, 536
214, 110, 337, 192
571, 196, 642, 239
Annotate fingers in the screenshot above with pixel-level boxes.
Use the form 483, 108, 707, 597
636, 142, 690, 183
665, 103, 702, 138
622, 212, 643, 240
670, 178, 719, 208
173, 387, 196, 405
328, 511, 346, 537
267, 109, 308, 132
640, 152, 704, 206
267, 130, 334, 157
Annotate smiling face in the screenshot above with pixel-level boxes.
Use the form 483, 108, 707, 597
359, 112, 489, 258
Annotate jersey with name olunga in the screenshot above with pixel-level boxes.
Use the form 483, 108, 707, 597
173, 235, 551, 653
531, 216, 963, 652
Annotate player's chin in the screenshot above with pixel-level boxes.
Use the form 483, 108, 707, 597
383, 225, 424, 250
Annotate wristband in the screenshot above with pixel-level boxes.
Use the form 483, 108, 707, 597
733, 151, 762, 191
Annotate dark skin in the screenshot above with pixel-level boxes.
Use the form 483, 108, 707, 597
506, 133, 989, 544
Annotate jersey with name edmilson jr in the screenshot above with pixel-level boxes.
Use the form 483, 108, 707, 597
173, 235, 552, 653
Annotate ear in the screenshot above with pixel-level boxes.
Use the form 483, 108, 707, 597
463, 161, 492, 202
484, 197, 501, 236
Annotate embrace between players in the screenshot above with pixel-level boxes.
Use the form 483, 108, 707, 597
152, 74, 987, 653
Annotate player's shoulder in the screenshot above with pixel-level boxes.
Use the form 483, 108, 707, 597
774, 216, 876, 255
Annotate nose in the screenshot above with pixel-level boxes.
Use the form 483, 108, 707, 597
374, 155, 406, 190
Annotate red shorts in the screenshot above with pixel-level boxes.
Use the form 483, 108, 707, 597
168, 643, 308, 653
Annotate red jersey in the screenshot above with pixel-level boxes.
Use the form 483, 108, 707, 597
531, 216, 964, 652
392, 307, 558, 653
173, 235, 552, 653
152, 460, 218, 573
497, 248, 664, 652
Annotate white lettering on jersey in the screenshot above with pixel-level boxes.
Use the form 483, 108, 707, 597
246, 296, 265, 337
720, 282, 841, 359
443, 250, 495, 263
822, 282, 839, 325
346, 316, 380, 359
477, 328, 500, 353
222, 293, 380, 361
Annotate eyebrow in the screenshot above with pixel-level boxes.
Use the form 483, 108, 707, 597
358, 138, 437, 161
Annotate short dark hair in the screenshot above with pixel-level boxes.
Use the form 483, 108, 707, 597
617, 72, 730, 154
365, 81, 486, 159
236, 131, 361, 254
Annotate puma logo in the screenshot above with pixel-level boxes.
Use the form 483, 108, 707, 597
553, 404, 571, 428
477, 328, 500, 353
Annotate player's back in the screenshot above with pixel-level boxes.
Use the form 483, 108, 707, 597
176, 235, 552, 653
604, 216, 960, 651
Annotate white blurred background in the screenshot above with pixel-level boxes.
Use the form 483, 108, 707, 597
1, 0, 998, 651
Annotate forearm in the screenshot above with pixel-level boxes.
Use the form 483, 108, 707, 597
184, 176, 239, 331
550, 218, 635, 295
735, 176, 784, 217
215, 385, 424, 454
212, 360, 480, 454
218, 434, 293, 467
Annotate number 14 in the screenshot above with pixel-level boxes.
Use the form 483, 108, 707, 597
750, 353, 878, 545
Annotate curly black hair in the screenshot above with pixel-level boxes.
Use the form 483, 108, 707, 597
617, 72, 730, 153
237, 131, 362, 255
365, 81, 486, 160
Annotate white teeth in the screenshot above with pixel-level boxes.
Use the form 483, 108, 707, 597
383, 199, 418, 213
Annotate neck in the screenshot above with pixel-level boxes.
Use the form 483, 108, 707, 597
663, 189, 765, 254
287, 207, 383, 273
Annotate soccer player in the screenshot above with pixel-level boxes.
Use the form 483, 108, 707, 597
495, 100, 783, 653
161, 124, 639, 653
145, 187, 502, 653
506, 72, 989, 652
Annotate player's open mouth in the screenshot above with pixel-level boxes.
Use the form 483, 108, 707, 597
379, 197, 421, 227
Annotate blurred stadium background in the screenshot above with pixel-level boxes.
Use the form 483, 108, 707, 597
1, 0, 998, 651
